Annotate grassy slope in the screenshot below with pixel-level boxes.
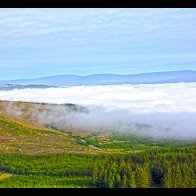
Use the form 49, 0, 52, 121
0, 114, 100, 154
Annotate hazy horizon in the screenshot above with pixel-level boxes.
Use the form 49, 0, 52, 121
1, 69, 195, 81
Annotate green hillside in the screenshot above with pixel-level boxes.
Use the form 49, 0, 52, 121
0, 114, 99, 154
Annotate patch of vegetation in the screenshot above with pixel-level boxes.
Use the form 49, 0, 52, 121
0, 146, 195, 188
0, 153, 107, 188
68, 131, 195, 152
0, 153, 106, 177
92, 146, 196, 188
0, 175, 92, 188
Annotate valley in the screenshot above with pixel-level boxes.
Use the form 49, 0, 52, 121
0, 100, 195, 188
1, 8, 196, 189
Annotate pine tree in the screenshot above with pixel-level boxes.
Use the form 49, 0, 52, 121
92, 165, 99, 186
129, 171, 136, 188
114, 174, 121, 188
122, 175, 128, 188
107, 169, 115, 188
135, 164, 150, 188
164, 163, 172, 188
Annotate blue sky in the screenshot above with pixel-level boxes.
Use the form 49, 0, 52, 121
0, 8, 196, 80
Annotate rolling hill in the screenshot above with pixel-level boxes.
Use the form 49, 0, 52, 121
0, 114, 98, 154
0, 101, 100, 154
1, 70, 196, 86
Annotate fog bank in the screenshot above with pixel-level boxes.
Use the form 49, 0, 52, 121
1, 83, 196, 140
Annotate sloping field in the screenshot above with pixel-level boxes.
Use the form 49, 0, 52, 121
0, 113, 98, 154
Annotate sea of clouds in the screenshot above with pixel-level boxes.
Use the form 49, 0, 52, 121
1, 83, 196, 140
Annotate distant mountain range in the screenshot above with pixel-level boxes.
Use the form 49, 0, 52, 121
1, 70, 196, 87
0, 84, 55, 90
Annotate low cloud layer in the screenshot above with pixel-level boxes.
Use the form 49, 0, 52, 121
1, 83, 196, 140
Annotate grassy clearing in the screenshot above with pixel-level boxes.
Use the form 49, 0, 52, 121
0, 175, 92, 188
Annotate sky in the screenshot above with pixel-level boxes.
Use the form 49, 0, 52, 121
0, 8, 196, 80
